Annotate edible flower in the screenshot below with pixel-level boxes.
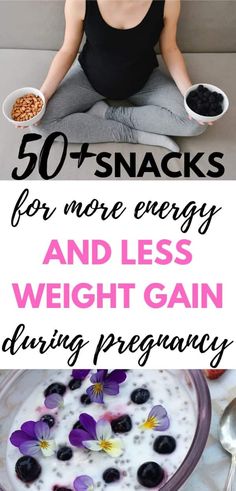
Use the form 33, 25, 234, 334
69, 413, 97, 448
86, 369, 127, 403
10, 420, 55, 457
140, 405, 170, 431
74, 475, 94, 491
69, 414, 123, 457
44, 393, 64, 409
72, 369, 90, 380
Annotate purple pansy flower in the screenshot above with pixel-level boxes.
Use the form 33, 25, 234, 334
69, 414, 123, 457
72, 370, 90, 380
44, 393, 64, 409
74, 475, 94, 491
86, 370, 127, 403
10, 420, 55, 457
140, 405, 170, 431
69, 413, 97, 448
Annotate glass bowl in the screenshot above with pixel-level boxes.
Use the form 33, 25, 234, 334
0, 369, 211, 491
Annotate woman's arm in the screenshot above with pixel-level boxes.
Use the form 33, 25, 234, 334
40, 0, 85, 102
159, 0, 192, 96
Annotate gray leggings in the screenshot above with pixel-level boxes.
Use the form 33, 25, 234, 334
38, 63, 205, 143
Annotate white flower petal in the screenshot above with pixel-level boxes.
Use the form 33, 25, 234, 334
40, 439, 56, 457
104, 438, 123, 457
96, 419, 111, 441
83, 440, 101, 452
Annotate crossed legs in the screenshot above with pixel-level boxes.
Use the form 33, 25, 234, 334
38, 63, 137, 144
38, 64, 206, 146
106, 68, 206, 137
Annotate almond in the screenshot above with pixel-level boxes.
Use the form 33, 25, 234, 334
11, 93, 43, 122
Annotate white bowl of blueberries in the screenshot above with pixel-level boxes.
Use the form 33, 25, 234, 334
184, 83, 229, 123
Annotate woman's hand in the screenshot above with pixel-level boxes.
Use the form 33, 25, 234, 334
160, 1, 215, 128
15, 122, 40, 130
188, 115, 214, 127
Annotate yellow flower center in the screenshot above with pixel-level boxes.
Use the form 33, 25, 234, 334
93, 383, 103, 395
99, 439, 112, 451
39, 439, 49, 450
142, 416, 158, 430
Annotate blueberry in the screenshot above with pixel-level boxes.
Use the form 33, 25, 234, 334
191, 94, 198, 101
73, 420, 84, 430
215, 105, 223, 115
197, 84, 204, 92
153, 435, 176, 454
68, 379, 82, 391
131, 388, 150, 404
57, 446, 73, 461
199, 104, 208, 115
44, 382, 66, 397
111, 414, 132, 433
15, 456, 41, 483
186, 95, 194, 105
187, 86, 224, 117
137, 462, 164, 488
201, 103, 210, 114
209, 94, 217, 103
40, 414, 55, 428
103, 468, 120, 483
80, 393, 92, 405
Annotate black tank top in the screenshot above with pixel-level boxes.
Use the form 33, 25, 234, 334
79, 0, 165, 99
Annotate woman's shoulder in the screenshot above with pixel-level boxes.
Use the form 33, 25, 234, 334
65, 0, 86, 21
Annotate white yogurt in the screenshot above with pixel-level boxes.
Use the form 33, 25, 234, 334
7, 370, 197, 490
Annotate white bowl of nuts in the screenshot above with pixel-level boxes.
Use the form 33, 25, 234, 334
2, 87, 46, 127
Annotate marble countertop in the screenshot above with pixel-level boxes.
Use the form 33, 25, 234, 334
0, 370, 235, 490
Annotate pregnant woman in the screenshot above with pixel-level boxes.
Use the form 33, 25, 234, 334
37, 0, 206, 150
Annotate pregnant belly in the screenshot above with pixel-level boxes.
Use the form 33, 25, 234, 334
79, 53, 157, 100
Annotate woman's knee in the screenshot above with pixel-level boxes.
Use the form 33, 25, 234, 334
183, 116, 207, 137
34, 118, 57, 139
